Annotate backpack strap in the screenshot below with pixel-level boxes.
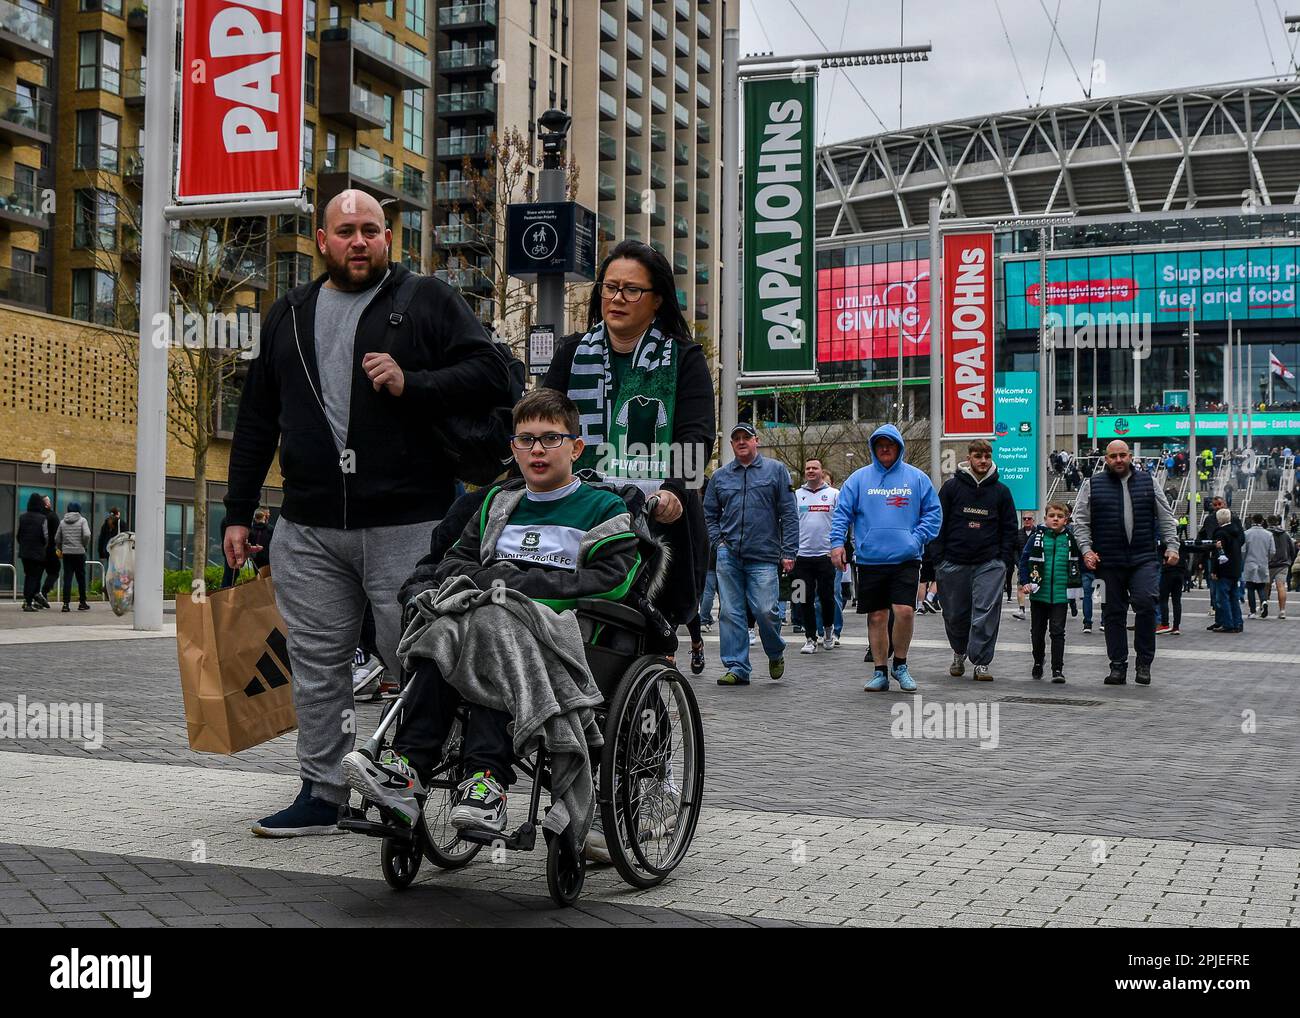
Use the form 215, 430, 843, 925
387, 272, 420, 327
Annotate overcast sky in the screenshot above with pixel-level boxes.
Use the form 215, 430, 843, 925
741, 0, 1300, 145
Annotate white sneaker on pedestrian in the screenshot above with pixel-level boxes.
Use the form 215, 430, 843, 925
1012, 608, 1025, 621
351, 654, 384, 700
823, 632, 837, 650
800, 638, 818, 655
748, 628, 757, 646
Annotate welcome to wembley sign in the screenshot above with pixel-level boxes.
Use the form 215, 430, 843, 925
742, 73, 817, 379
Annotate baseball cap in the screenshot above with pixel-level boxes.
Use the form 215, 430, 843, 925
730, 422, 757, 438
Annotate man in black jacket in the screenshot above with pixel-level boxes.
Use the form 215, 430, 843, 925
223, 189, 512, 837
932, 440, 1018, 681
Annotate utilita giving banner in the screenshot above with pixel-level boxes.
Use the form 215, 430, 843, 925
815, 261, 931, 362
178, 0, 306, 203
941, 232, 995, 438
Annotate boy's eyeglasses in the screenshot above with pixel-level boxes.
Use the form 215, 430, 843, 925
510, 433, 577, 450
599, 282, 649, 303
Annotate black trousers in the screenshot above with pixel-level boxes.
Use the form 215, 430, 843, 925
392, 657, 515, 785
1097, 562, 1159, 668
42, 556, 59, 596
1159, 570, 1183, 630
21, 557, 44, 603
792, 555, 837, 639
1246, 582, 1270, 613
61, 554, 88, 606
1030, 601, 1068, 673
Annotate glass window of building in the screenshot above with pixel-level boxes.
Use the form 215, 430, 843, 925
385, 0, 396, 18
75, 109, 120, 172
383, 93, 395, 141
401, 209, 423, 271
71, 268, 117, 326
78, 33, 123, 94
304, 54, 317, 105
405, 0, 426, 34
403, 88, 424, 154
81, 0, 124, 12
73, 189, 118, 251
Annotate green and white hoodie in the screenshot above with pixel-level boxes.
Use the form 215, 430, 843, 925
433, 477, 644, 613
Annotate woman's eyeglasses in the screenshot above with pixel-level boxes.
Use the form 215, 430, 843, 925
510, 433, 578, 450
599, 282, 649, 303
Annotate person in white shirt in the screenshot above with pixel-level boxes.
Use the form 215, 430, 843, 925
793, 459, 840, 653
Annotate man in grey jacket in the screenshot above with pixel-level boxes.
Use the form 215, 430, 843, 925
703, 423, 799, 685
54, 503, 93, 612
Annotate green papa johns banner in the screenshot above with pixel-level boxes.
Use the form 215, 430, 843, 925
992, 371, 1040, 511
742, 73, 817, 378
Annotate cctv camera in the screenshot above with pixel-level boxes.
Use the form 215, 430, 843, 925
538, 109, 572, 135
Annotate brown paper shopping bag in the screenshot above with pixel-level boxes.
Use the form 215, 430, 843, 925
176, 567, 298, 754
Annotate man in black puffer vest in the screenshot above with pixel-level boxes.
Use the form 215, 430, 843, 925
1071, 440, 1180, 686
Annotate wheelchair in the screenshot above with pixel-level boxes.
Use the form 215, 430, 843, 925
340, 494, 706, 908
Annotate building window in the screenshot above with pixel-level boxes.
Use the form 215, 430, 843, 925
405, 0, 426, 34
401, 209, 423, 271
79, 33, 123, 94
303, 122, 315, 174
304, 54, 317, 106
550, 0, 557, 47
531, 0, 538, 36
76, 109, 121, 172
561, 64, 567, 111
386, 0, 396, 18
74, 189, 119, 251
72, 268, 117, 326
274, 252, 315, 299
403, 88, 425, 154
305, 1, 316, 35
383, 93, 395, 142
80, 0, 124, 14
13, 164, 37, 211
562, 0, 569, 56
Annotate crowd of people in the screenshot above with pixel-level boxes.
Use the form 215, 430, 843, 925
16, 497, 123, 613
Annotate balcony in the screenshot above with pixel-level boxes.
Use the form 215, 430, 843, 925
675, 65, 690, 92
127, 5, 148, 32
598, 212, 616, 241
695, 225, 710, 248
650, 10, 668, 38
435, 179, 475, 202
318, 79, 387, 130
697, 49, 711, 73
599, 8, 617, 40
626, 225, 642, 241
0, 264, 45, 310
124, 226, 269, 288
650, 125, 666, 151
0, 85, 51, 145
624, 190, 642, 214
650, 84, 667, 112
436, 134, 490, 159
694, 297, 709, 320
674, 101, 689, 127
73, 220, 119, 251
321, 17, 432, 90
676, 0, 692, 18
675, 287, 687, 309
600, 50, 618, 81
626, 31, 643, 58
437, 43, 496, 74
436, 85, 497, 117
698, 11, 711, 36
696, 81, 711, 107
627, 0, 644, 19
625, 107, 643, 136
697, 154, 710, 177
435, 264, 491, 291
122, 68, 146, 109
674, 138, 689, 164
319, 148, 431, 208
650, 161, 667, 188
123, 145, 144, 185
625, 146, 643, 174
696, 265, 709, 284
697, 118, 710, 143
0, 175, 46, 230
435, 222, 489, 245
696, 189, 709, 213
650, 239, 665, 255
599, 90, 618, 120
599, 129, 617, 160
599, 171, 617, 201
0, 0, 53, 60
674, 213, 689, 238
650, 49, 667, 76
674, 28, 690, 56
626, 68, 644, 97
439, 1, 497, 30
650, 204, 665, 226
674, 174, 687, 200
673, 250, 687, 275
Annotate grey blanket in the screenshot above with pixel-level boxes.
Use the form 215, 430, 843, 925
397, 575, 605, 847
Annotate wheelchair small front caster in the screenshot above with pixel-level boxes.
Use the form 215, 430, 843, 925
544, 829, 585, 907
381, 836, 422, 890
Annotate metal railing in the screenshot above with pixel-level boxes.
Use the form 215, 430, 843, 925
0, 563, 14, 602
438, 43, 496, 70
439, 1, 497, 28
0, 264, 46, 307
323, 17, 432, 83
0, 0, 53, 52
87, 560, 106, 600
435, 134, 489, 158
1276, 455, 1295, 518
436, 86, 497, 115
0, 83, 51, 135
0, 175, 41, 220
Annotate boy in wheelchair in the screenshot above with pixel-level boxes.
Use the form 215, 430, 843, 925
342, 389, 644, 837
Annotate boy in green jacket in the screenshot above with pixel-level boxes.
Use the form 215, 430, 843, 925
1017, 502, 1083, 683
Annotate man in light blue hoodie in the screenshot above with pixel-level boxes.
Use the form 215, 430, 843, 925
830, 424, 942, 692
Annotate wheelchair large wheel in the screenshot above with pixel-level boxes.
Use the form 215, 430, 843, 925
599, 655, 705, 890
421, 718, 482, 870
545, 829, 586, 907
380, 836, 422, 890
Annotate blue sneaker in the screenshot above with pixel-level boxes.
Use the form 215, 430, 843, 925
864, 671, 889, 692
251, 780, 346, 837
893, 663, 917, 692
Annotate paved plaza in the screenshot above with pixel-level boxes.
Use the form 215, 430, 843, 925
1, 589, 1297, 928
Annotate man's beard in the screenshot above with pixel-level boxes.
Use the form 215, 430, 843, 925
324, 250, 387, 291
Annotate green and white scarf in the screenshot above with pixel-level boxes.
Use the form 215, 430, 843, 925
567, 321, 677, 491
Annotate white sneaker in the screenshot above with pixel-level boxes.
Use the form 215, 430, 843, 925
450, 771, 508, 832
748, 628, 757, 646
823, 632, 837, 650
800, 638, 818, 655
584, 815, 612, 864
342, 749, 425, 827
702, 622, 713, 633
351, 654, 384, 699
1280, 611, 1287, 619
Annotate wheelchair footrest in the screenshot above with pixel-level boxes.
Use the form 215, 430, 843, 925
457, 821, 537, 852
338, 816, 416, 842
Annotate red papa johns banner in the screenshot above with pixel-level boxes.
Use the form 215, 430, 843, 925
1026, 278, 1138, 306
815, 262, 931, 362
942, 232, 995, 437
178, 0, 305, 202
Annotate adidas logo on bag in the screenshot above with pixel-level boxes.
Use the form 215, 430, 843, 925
243, 628, 294, 697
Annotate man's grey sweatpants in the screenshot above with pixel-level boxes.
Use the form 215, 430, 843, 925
271, 517, 432, 805
937, 558, 1007, 667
